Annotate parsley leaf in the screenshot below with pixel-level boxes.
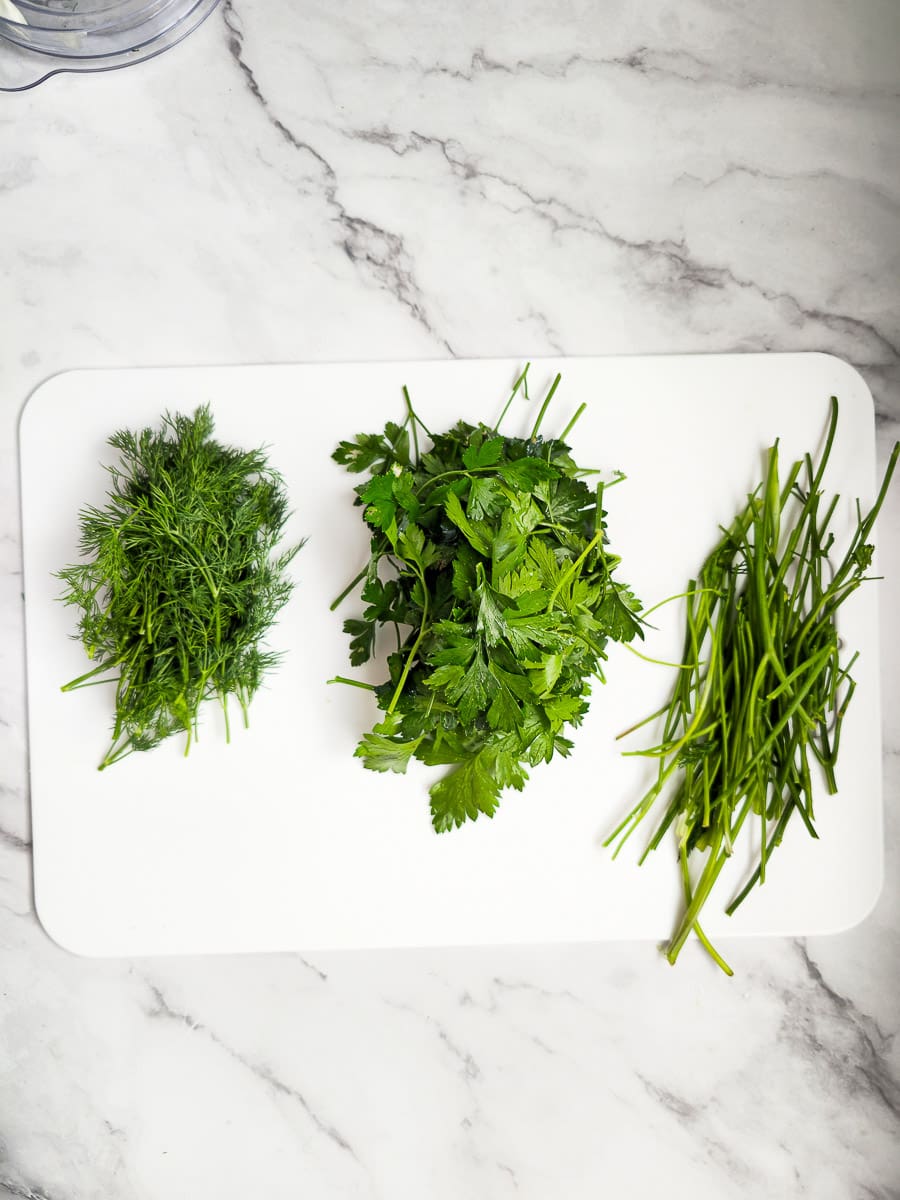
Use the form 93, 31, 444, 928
343, 617, 376, 666
430, 751, 502, 832
596, 585, 643, 643
462, 435, 505, 470
445, 490, 492, 555
355, 712, 423, 773
497, 457, 559, 491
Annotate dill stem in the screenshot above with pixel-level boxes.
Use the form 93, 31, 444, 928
60, 661, 120, 691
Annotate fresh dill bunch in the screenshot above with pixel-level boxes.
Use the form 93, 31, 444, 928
58, 405, 303, 769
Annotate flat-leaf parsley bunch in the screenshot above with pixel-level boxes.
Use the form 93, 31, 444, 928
332, 367, 642, 832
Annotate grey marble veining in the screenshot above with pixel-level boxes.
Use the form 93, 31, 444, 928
1, 1, 899, 1197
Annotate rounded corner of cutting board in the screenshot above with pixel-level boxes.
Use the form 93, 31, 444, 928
805, 353, 875, 409
815, 854, 885, 938
33, 879, 105, 959
18, 369, 93, 445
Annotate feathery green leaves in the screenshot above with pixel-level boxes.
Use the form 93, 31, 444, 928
58, 405, 303, 769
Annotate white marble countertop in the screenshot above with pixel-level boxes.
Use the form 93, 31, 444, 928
2, 2, 899, 1196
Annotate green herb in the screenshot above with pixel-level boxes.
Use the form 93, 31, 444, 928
608, 397, 899, 973
58, 405, 303, 769
331, 367, 642, 832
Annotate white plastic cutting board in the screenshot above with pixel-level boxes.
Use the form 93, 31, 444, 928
20, 354, 884, 956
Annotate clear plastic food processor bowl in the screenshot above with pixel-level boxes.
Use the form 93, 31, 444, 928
0, 0, 222, 90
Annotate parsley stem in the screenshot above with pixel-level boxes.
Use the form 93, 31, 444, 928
405, 388, 419, 461
402, 384, 433, 452
328, 675, 378, 691
678, 846, 734, 975
545, 528, 603, 610
614, 702, 671, 741
612, 398, 899, 973
387, 564, 430, 715
529, 373, 562, 441
639, 587, 722, 622
330, 566, 368, 611
493, 363, 531, 433
414, 461, 522, 501
623, 643, 699, 670
559, 403, 587, 444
